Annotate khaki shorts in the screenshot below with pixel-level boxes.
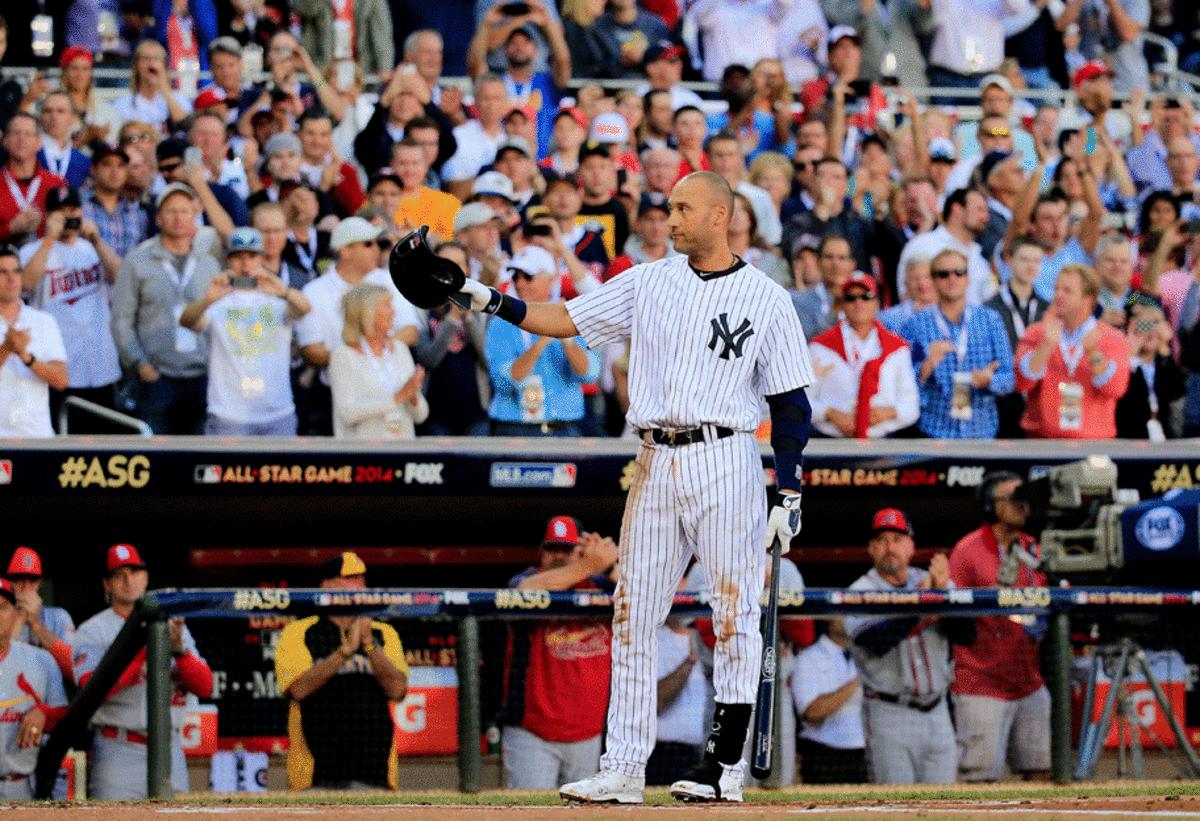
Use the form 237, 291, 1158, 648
954, 688, 1051, 782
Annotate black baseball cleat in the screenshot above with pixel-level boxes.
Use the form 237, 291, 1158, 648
669, 758, 746, 802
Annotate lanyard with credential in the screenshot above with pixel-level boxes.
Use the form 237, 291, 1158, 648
998, 286, 1037, 339
933, 306, 972, 365
1059, 317, 1095, 374
162, 255, 196, 297
4, 170, 41, 213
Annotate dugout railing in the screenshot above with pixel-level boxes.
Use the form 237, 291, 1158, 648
33, 585, 1200, 799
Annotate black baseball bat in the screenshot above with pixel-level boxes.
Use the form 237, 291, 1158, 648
750, 534, 783, 781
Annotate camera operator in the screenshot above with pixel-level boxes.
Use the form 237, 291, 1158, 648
948, 472, 1050, 783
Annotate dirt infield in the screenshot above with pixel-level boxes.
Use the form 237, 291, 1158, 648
10, 782, 1200, 821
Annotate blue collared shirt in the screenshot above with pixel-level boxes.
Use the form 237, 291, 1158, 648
902, 304, 1015, 439
486, 320, 599, 424
1032, 237, 1093, 302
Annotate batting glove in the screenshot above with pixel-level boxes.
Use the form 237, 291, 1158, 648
764, 492, 802, 555
456, 279, 498, 313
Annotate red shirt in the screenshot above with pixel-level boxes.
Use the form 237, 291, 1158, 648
948, 525, 1045, 700
0, 165, 68, 241
503, 569, 612, 743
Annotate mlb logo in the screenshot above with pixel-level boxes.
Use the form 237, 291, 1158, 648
0, 460, 10, 485
551, 464, 577, 488
194, 465, 222, 484
115, 545, 130, 561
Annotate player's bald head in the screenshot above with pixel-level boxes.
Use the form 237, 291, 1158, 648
675, 171, 735, 214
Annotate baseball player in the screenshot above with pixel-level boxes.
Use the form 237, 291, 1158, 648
73, 544, 212, 799
0, 578, 67, 799
454, 171, 814, 804
845, 509, 976, 784
6, 547, 75, 683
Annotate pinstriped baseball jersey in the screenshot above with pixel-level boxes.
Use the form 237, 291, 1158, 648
845, 569, 955, 700
0, 643, 67, 776
566, 256, 814, 429
73, 608, 201, 732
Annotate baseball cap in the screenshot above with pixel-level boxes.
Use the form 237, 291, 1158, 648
871, 508, 914, 537
92, 143, 130, 165
828, 25, 860, 47
504, 104, 537, 124
496, 135, 533, 158
1073, 60, 1112, 89
980, 74, 1014, 97
279, 177, 319, 199
454, 202, 500, 233
0, 580, 13, 607
155, 182, 199, 209
508, 246, 557, 279
645, 39, 685, 65
7, 546, 43, 578
330, 216, 383, 251
554, 106, 588, 130
638, 192, 670, 217
321, 550, 368, 580
790, 233, 821, 257
227, 226, 265, 255
193, 86, 229, 111
589, 112, 629, 145
578, 142, 612, 164
928, 137, 957, 163
208, 36, 242, 59
264, 132, 301, 159
541, 515, 583, 549
978, 149, 1016, 183
45, 185, 81, 212
840, 273, 878, 296
472, 171, 516, 203
542, 171, 579, 191
59, 45, 93, 69
107, 543, 146, 574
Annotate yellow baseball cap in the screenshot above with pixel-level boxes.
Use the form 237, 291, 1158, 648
322, 551, 367, 579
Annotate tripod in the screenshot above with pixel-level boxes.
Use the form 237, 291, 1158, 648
1074, 639, 1200, 780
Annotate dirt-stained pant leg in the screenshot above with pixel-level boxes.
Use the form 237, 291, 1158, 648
600, 443, 693, 778
680, 433, 765, 706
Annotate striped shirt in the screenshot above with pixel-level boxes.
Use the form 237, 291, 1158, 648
566, 255, 814, 431
901, 304, 1015, 439
81, 187, 149, 260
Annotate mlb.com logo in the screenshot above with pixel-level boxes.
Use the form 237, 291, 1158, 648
490, 463, 577, 489
194, 465, 223, 484
0, 460, 11, 485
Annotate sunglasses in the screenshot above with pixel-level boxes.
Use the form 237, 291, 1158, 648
842, 292, 877, 302
122, 133, 152, 145
932, 267, 968, 279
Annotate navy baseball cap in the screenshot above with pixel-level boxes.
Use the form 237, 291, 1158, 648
45, 186, 81, 212
638, 192, 669, 217
979, 150, 1015, 183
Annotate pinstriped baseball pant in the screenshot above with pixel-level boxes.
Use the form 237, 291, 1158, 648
600, 432, 766, 779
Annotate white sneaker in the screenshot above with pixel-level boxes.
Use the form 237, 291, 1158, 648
559, 770, 645, 804
669, 758, 745, 803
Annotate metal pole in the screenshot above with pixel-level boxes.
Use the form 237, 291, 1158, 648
456, 616, 482, 793
145, 617, 173, 798
1049, 612, 1073, 784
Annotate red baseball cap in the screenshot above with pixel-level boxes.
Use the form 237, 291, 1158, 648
7, 546, 42, 578
107, 543, 146, 574
1073, 60, 1112, 89
871, 508, 914, 536
194, 86, 229, 110
59, 45, 93, 69
554, 105, 588, 131
0, 580, 13, 606
542, 516, 582, 549
841, 273, 878, 297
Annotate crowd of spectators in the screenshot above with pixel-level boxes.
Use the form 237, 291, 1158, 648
0, 4, 1199, 441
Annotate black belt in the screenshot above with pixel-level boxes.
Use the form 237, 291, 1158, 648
868, 691, 943, 713
640, 426, 734, 447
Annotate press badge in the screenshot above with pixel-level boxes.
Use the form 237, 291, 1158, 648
332, 19, 353, 60
173, 304, 198, 353
1058, 381, 1083, 431
519, 374, 546, 423
951, 372, 973, 421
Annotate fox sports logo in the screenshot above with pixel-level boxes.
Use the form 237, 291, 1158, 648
1135, 507, 1186, 552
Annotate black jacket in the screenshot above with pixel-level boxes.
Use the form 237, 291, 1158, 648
1116, 354, 1186, 439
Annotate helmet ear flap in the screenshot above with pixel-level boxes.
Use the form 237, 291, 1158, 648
388, 226, 465, 309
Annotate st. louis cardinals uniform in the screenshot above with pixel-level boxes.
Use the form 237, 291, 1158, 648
73, 607, 210, 798
0, 641, 67, 799
8, 547, 75, 680
564, 255, 813, 781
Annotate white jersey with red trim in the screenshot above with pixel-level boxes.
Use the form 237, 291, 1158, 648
0, 642, 67, 776
72, 608, 200, 732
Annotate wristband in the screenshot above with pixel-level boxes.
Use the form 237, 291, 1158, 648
22, 352, 35, 367
482, 289, 528, 325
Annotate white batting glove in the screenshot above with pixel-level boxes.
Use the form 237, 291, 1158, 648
457, 279, 497, 313
764, 493, 802, 555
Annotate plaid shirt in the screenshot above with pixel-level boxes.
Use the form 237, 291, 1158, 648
81, 187, 149, 260
901, 304, 1015, 439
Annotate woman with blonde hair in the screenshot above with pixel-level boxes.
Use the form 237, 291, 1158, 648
58, 46, 110, 144
111, 39, 193, 132
329, 284, 427, 439
748, 151, 792, 214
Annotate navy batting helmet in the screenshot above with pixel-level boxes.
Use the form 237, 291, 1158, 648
387, 225, 467, 310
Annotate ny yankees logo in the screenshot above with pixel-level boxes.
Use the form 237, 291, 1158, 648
707, 313, 754, 360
